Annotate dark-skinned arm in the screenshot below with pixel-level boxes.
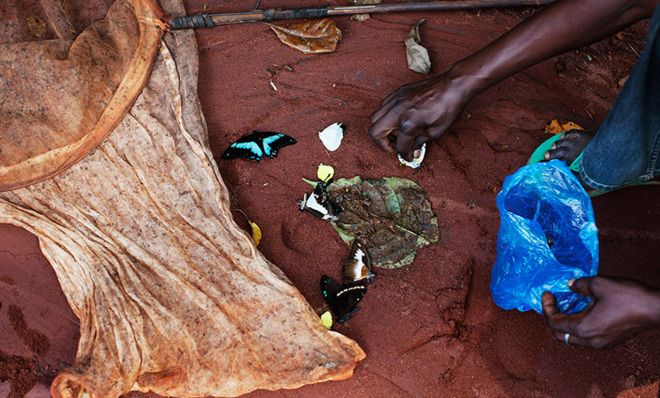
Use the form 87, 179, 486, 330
369, 0, 660, 159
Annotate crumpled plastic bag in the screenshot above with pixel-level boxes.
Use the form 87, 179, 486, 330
490, 160, 599, 314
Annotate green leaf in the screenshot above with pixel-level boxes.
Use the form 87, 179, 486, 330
327, 176, 439, 269
301, 177, 317, 187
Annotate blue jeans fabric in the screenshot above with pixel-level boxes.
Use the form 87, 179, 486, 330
579, 5, 660, 191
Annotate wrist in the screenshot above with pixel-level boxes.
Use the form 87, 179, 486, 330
443, 61, 491, 100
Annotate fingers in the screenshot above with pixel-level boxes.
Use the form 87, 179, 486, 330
580, 276, 613, 299
544, 147, 571, 161
542, 291, 560, 318
379, 88, 404, 109
370, 78, 448, 154
370, 83, 419, 125
370, 82, 429, 152
369, 101, 413, 152
377, 80, 426, 110
563, 130, 585, 139
542, 291, 582, 335
371, 129, 395, 152
426, 124, 449, 140
569, 277, 595, 297
415, 134, 429, 148
544, 132, 578, 160
552, 330, 591, 347
396, 133, 416, 161
370, 96, 398, 124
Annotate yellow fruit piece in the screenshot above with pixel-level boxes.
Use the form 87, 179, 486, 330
317, 164, 335, 183
250, 221, 262, 246
320, 311, 333, 329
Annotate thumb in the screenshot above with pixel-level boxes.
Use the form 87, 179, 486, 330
569, 277, 595, 297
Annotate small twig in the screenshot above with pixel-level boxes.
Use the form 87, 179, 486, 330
232, 208, 252, 225
627, 42, 640, 57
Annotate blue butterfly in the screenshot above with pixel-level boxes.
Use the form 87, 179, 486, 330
223, 131, 297, 161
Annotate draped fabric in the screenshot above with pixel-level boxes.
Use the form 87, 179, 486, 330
0, 1, 365, 397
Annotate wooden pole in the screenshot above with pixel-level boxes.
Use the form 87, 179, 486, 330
168, 0, 555, 30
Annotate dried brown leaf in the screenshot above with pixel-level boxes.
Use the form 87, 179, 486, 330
268, 19, 342, 54
405, 19, 431, 74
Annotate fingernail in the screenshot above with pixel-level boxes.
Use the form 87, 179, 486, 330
568, 279, 575, 288
413, 149, 421, 158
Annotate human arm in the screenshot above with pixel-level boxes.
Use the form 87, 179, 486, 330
542, 276, 660, 348
369, 0, 660, 158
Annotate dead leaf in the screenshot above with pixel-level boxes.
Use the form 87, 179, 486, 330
545, 119, 563, 135
545, 119, 585, 135
405, 19, 431, 74
328, 176, 440, 269
249, 221, 263, 246
234, 209, 263, 245
268, 19, 342, 54
350, 0, 382, 22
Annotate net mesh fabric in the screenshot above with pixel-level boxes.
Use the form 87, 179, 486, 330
0, 1, 364, 397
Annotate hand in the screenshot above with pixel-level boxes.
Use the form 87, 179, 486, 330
368, 72, 475, 160
542, 276, 660, 348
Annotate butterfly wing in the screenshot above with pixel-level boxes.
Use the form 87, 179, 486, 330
223, 141, 264, 160
320, 275, 366, 323
299, 182, 340, 221
300, 192, 330, 219
342, 240, 375, 282
257, 131, 297, 158
223, 132, 266, 161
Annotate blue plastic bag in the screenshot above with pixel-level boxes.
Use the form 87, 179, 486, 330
491, 160, 598, 314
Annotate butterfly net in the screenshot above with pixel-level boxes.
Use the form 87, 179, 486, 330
0, 1, 365, 397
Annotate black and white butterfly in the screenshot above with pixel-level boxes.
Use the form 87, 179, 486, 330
320, 275, 366, 323
299, 182, 342, 221
342, 240, 375, 283
223, 131, 296, 161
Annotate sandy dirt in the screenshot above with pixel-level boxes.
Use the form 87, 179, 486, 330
1, 1, 659, 397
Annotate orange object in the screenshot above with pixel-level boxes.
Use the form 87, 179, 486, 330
545, 119, 585, 135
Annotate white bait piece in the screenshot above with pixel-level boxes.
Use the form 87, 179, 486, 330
398, 143, 427, 169
319, 122, 345, 151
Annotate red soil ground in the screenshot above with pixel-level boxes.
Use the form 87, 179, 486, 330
1, 1, 659, 397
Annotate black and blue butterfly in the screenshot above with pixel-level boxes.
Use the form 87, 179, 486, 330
223, 131, 297, 161
320, 275, 367, 323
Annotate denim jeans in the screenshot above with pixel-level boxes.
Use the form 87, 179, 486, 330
579, 5, 660, 191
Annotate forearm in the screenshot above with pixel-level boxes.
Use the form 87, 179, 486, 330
449, 0, 659, 96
